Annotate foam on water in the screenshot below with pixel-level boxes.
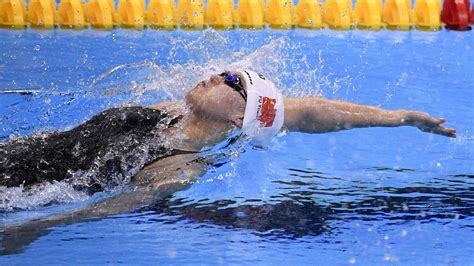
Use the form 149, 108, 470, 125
0, 181, 88, 212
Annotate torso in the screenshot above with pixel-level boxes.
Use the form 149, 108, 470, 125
0, 106, 192, 193
0, 102, 238, 193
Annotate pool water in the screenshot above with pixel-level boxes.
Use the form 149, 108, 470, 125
0, 29, 473, 264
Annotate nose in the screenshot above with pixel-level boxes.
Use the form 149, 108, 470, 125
210, 74, 222, 85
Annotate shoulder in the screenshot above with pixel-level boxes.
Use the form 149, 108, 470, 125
148, 101, 178, 110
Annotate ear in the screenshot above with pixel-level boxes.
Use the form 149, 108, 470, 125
230, 114, 244, 128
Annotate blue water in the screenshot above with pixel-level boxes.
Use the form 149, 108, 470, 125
1, 28, 473, 265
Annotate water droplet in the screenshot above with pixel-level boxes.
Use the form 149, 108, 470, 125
401, 229, 408, 237
383, 254, 399, 262
34, 45, 41, 51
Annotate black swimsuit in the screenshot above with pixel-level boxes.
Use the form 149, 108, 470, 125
0, 107, 192, 194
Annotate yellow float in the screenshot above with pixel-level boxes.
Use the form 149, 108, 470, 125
236, 0, 264, 28
323, 0, 353, 30
27, 0, 57, 28
295, 0, 323, 29
176, 0, 205, 29
264, 0, 294, 29
58, 0, 86, 29
354, 0, 383, 30
205, 0, 234, 29
117, 0, 145, 29
84, 0, 116, 29
0, 0, 27, 28
383, 0, 413, 30
413, 0, 442, 30
0, 0, 461, 31
146, 0, 176, 29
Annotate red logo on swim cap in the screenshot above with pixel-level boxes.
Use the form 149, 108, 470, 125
258, 97, 277, 127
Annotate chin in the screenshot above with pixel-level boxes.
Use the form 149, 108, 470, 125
184, 86, 200, 105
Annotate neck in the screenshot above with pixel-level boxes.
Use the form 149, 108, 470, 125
157, 101, 238, 152
183, 112, 236, 150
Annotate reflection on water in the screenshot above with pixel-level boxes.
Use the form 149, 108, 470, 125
145, 199, 333, 238
143, 166, 473, 237
3, 166, 472, 255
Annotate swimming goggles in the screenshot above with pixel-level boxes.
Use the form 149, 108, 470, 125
219, 72, 247, 101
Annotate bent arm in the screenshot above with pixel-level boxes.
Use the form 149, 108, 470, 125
283, 97, 456, 138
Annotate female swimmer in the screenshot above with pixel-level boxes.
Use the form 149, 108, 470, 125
0, 70, 456, 195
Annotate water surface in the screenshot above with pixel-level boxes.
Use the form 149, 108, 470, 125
0, 29, 473, 265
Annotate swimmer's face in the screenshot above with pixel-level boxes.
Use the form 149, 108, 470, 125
185, 72, 246, 126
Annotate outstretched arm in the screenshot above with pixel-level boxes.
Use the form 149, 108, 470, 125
283, 97, 456, 138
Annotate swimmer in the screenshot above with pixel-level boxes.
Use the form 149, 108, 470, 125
0, 70, 456, 220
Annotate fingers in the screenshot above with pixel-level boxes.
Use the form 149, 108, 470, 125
422, 125, 457, 138
409, 112, 446, 127
409, 112, 456, 138
425, 116, 447, 126
439, 126, 457, 138
434, 117, 447, 125
433, 118, 457, 138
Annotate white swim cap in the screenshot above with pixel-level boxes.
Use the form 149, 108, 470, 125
237, 70, 284, 147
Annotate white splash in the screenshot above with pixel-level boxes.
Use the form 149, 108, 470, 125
85, 30, 353, 107
0, 181, 88, 212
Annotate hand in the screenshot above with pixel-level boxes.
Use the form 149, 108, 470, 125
403, 111, 457, 138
